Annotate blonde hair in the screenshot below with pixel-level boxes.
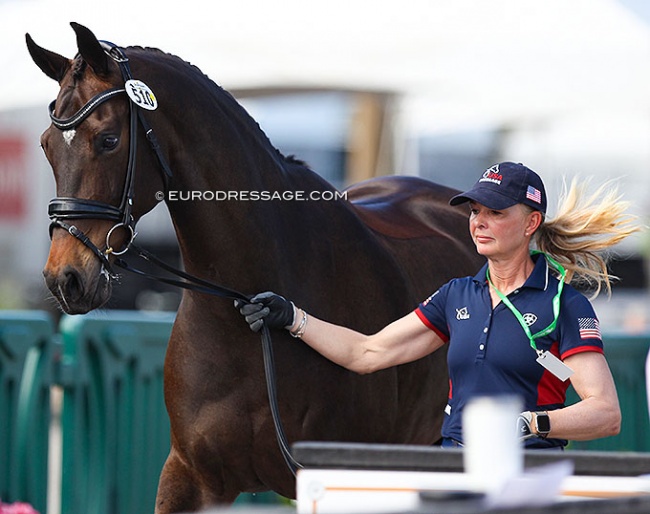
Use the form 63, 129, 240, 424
533, 178, 642, 298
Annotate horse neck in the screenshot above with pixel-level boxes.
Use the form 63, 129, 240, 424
154, 72, 339, 290
168, 163, 340, 294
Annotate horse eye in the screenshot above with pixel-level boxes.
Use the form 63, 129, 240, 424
101, 135, 119, 150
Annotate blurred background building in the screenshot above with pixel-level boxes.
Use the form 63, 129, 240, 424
1, 0, 649, 331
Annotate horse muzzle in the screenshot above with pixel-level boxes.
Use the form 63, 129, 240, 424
43, 231, 113, 314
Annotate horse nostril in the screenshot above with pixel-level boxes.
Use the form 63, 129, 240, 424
62, 266, 84, 302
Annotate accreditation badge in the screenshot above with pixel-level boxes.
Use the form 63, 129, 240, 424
536, 351, 574, 382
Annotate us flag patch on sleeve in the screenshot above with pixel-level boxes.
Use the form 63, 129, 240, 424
422, 290, 439, 306
578, 317, 601, 339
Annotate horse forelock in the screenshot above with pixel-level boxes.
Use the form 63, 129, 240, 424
71, 57, 87, 82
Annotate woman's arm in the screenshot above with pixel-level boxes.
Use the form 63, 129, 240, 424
292, 310, 446, 374
545, 352, 621, 440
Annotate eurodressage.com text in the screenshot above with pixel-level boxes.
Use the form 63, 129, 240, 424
158, 190, 348, 202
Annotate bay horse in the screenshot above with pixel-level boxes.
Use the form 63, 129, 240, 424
27, 23, 484, 513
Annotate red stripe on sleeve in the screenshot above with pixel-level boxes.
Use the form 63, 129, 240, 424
561, 345, 604, 360
415, 308, 449, 343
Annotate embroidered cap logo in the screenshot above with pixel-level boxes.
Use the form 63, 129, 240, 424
480, 164, 503, 185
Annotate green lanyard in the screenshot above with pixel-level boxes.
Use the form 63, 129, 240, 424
486, 251, 566, 356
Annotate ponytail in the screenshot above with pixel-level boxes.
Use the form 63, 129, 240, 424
533, 178, 642, 298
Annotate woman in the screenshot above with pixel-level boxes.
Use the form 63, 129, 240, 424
237, 162, 640, 449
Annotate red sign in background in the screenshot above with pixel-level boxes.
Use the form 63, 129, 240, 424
0, 136, 27, 220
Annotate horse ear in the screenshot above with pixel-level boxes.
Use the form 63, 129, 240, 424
70, 22, 110, 77
25, 33, 71, 83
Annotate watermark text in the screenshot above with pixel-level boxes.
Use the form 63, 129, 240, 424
156, 190, 348, 202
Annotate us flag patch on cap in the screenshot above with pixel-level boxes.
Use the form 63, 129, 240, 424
526, 185, 542, 204
578, 317, 601, 340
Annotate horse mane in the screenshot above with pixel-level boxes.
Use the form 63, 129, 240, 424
68, 44, 309, 172
125, 45, 310, 170
284, 154, 308, 166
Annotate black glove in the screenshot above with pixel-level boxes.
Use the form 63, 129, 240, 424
235, 291, 295, 332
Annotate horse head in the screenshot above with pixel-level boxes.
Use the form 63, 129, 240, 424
27, 23, 167, 313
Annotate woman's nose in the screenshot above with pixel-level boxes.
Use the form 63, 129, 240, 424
471, 212, 486, 227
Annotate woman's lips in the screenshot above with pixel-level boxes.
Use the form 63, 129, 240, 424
474, 235, 493, 244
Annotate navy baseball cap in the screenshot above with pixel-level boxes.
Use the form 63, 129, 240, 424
450, 162, 547, 214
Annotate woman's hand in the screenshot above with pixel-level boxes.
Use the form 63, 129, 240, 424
235, 291, 295, 332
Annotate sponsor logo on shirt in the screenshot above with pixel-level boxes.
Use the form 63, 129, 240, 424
456, 307, 470, 320
523, 312, 537, 326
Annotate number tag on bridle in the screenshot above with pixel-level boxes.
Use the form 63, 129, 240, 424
126, 79, 158, 110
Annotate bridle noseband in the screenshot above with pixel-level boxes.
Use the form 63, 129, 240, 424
47, 41, 171, 277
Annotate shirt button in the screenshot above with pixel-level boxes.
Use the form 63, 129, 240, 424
479, 344, 485, 350
483, 327, 488, 333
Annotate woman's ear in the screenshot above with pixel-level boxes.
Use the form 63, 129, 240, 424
527, 210, 544, 235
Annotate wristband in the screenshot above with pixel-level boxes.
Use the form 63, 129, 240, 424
290, 309, 308, 338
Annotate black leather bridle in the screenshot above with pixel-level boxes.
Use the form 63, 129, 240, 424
47, 41, 172, 277
45, 42, 302, 476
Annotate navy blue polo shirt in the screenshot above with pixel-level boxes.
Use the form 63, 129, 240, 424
415, 253, 604, 448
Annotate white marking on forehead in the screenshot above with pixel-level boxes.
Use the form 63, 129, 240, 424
62, 129, 76, 146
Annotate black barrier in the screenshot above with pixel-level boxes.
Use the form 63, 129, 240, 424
292, 441, 650, 476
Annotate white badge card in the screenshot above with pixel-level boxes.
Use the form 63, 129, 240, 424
536, 351, 574, 382
125, 79, 158, 110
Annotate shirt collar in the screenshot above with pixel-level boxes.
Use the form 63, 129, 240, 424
473, 252, 551, 291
